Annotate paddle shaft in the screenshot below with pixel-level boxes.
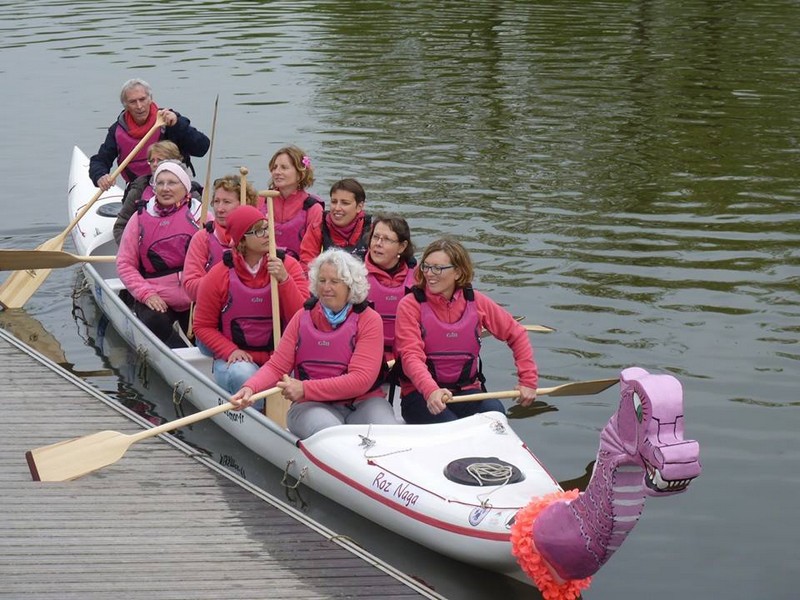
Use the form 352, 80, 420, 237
447, 378, 619, 403
67, 116, 166, 245
128, 386, 280, 443
199, 95, 219, 224
267, 194, 282, 343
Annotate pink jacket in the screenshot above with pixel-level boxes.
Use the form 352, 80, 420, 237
116, 201, 200, 311
243, 302, 385, 403
394, 286, 538, 399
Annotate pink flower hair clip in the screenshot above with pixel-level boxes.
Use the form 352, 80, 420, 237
301, 155, 312, 169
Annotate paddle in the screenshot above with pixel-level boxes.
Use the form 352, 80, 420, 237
264, 193, 292, 428
524, 324, 555, 333
198, 94, 219, 225
0, 250, 116, 271
0, 115, 166, 309
187, 96, 220, 340
446, 378, 619, 403
25, 386, 281, 482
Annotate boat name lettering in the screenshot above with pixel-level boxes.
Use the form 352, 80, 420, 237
372, 472, 419, 507
218, 398, 244, 424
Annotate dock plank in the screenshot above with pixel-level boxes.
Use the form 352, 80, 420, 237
0, 328, 444, 600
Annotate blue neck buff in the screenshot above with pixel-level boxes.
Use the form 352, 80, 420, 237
321, 303, 351, 327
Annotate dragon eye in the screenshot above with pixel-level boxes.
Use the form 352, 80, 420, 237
633, 392, 643, 423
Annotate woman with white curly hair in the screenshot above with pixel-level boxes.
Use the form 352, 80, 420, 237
231, 248, 396, 437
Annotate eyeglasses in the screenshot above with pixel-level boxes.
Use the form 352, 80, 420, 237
420, 263, 455, 275
371, 234, 400, 245
244, 228, 269, 238
154, 180, 182, 189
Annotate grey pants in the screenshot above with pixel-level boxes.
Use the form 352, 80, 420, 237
287, 396, 398, 439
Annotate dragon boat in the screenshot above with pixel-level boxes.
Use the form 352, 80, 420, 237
66, 146, 701, 597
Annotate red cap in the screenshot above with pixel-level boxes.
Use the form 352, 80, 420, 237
226, 205, 266, 246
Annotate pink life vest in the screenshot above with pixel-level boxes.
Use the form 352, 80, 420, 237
260, 194, 324, 260
203, 222, 228, 271
293, 299, 384, 402
115, 124, 163, 183
219, 255, 275, 352
137, 202, 199, 277
367, 262, 416, 353
414, 286, 483, 390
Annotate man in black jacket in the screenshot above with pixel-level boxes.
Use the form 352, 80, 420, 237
89, 78, 210, 191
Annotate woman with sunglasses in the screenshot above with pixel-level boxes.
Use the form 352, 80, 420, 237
365, 214, 416, 362
182, 174, 257, 303
116, 161, 202, 347
193, 205, 309, 402
394, 237, 538, 424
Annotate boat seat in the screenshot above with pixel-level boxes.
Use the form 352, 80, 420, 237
172, 346, 214, 374
106, 278, 125, 293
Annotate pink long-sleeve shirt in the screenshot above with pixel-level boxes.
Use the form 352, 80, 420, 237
243, 303, 385, 403
394, 286, 538, 399
116, 201, 200, 311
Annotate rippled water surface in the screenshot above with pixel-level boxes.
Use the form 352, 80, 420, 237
1, 2, 798, 598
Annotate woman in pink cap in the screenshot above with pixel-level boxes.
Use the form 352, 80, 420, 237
116, 160, 201, 347
193, 205, 309, 404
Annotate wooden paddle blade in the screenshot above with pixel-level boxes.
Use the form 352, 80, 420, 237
543, 377, 619, 397
0, 237, 62, 309
26, 430, 132, 482
524, 324, 556, 333
0, 117, 164, 309
0, 249, 115, 271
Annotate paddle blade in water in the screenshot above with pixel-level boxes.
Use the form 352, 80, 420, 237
26, 430, 132, 482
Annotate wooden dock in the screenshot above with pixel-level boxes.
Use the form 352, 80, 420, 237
0, 327, 445, 600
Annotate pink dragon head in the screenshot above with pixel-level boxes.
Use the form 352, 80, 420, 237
616, 366, 701, 496
515, 367, 702, 597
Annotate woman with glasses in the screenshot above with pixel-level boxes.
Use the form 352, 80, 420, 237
365, 214, 417, 362
229, 248, 397, 437
116, 161, 202, 347
182, 174, 257, 303
112, 141, 197, 245
193, 205, 309, 401
394, 238, 538, 424
263, 145, 324, 260
299, 178, 372, 271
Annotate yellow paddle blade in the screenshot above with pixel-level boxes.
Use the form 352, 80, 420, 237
26, 431, 133, 482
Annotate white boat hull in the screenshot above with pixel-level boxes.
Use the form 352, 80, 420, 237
67, 146, 561, 580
